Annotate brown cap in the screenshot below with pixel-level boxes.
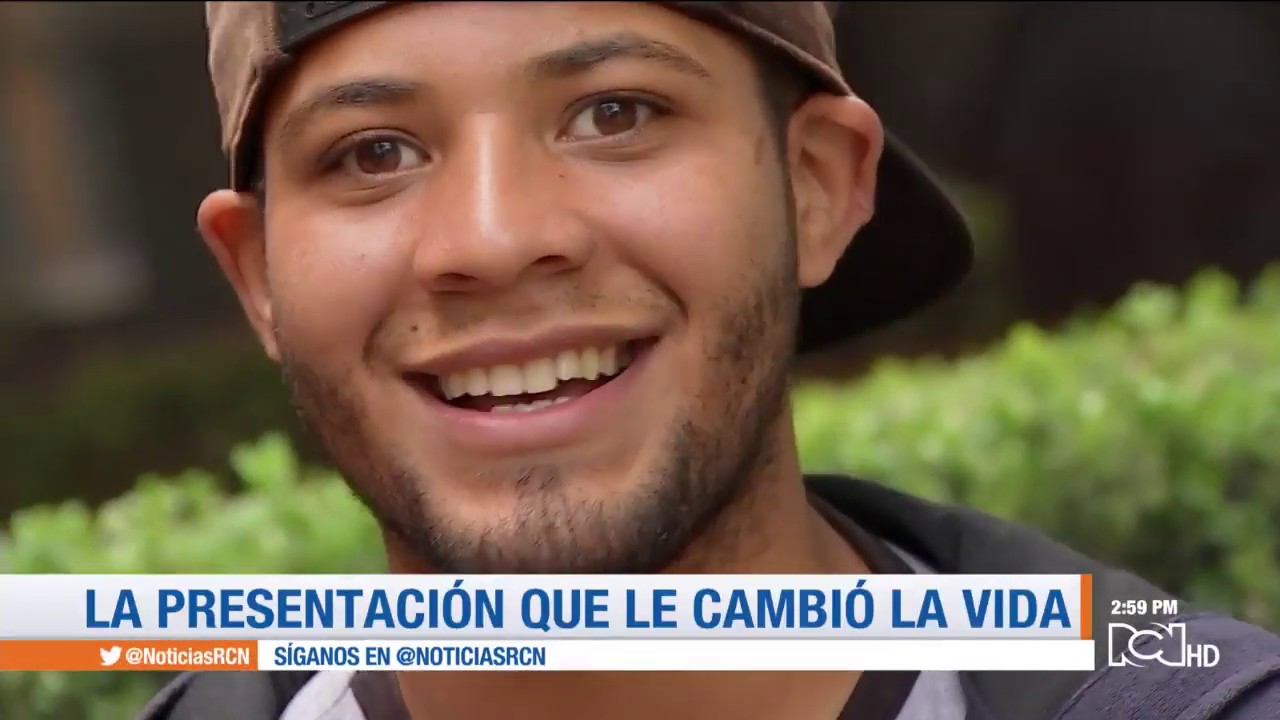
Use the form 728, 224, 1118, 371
203, 1, 973, 354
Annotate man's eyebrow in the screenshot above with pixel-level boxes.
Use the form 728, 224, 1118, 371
527, 33, 713, 81
275, 78, 422, 144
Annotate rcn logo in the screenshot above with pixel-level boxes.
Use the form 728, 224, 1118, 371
1108, 622, 1220, 668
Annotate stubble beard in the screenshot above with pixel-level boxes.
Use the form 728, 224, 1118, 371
279, 229, 800, 576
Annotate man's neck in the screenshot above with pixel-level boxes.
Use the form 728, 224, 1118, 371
384, 448, 870, 719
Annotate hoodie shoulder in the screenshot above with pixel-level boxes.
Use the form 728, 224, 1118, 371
1053, 612, 1280, 720
135, 671, 317, 720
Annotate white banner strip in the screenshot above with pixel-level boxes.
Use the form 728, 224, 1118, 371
0, 574, 1088, 640
257, 639, 1096, 672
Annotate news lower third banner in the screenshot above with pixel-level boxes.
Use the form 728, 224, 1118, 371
0, 574, 1094, 672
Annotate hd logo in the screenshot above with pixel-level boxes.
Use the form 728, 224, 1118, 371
1107, 622, 1220, 668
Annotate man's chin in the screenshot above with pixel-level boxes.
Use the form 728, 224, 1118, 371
351, 463, 725, 575
369, 500, 654, 575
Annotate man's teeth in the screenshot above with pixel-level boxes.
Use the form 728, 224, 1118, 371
491, 397, 573, 413
440, 344, 632, 401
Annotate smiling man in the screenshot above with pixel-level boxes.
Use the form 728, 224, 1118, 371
140, 2, 1280, 719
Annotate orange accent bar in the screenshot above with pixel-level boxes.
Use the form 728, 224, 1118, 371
0, 640, 256, 671
1080, 574, 1093, 640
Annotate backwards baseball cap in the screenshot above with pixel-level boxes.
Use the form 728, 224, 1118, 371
204, 1, 973, 355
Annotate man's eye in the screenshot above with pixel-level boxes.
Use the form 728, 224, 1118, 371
336, 137, 427, 177
563, 98, 657, 141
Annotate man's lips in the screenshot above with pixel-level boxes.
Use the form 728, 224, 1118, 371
403, 337, 658, 454
406, 336, 655, 412
403, 325, 659, 378
396, 324, 663, 453
414, 374, 612, 413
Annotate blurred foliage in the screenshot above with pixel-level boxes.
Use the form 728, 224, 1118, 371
0, 434, 383, 720
796, 265, 1280, 624
3, 266, 1280, 718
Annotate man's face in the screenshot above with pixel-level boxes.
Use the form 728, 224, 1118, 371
215, 2, 819, 573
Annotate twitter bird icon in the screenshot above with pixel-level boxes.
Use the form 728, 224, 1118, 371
99, 646, 122, 667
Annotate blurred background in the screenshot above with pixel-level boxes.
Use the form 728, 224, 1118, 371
1, 2, 1279, 717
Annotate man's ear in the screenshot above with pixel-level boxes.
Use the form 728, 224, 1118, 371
196, 190, 280, 362
785, 94, 884, 289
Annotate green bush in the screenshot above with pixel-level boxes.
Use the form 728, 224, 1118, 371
2, 266, 1279, 719
796, 266, 1280, 624
0, 434, 385, 719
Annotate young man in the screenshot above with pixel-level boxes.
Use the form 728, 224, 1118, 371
142, 3, 1280, 718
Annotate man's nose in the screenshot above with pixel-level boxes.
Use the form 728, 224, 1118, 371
411, 117, 594, 293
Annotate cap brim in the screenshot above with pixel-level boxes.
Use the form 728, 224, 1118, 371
797, 132, 974, 355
